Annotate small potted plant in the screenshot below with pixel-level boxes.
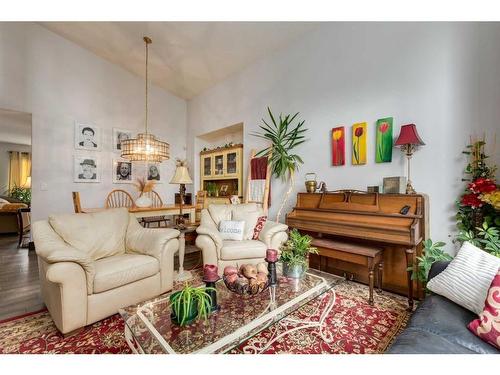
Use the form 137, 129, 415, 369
170, 284, 215, 326
279, 229, 318, 278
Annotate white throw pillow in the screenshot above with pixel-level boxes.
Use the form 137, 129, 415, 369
218, 220, 245, 241
232, 210, 260, 240
427, 242, 500, 314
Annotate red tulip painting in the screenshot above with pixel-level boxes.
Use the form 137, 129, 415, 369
376, 117, 393, 163
352, 122, 367, 165
332, 126, 345, 166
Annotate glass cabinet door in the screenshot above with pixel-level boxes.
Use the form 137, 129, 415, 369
203, 156, 212, 176
214, 154, 224, 175
226, 152, 237, 175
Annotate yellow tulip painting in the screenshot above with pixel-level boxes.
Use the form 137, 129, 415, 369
352, 122, 367, 165
331, 126, 345, 166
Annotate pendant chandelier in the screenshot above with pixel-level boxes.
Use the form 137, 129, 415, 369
121, 36, 170, 163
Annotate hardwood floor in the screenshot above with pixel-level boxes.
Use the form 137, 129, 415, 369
0, 234, 43, 321
0, 233, 202, 321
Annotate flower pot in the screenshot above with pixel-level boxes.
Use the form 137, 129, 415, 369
135, 195, 152, 208
170, 292, 198, 326
282, 263, 307, 279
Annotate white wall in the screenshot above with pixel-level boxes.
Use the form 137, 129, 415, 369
0, 23, 187, 221
0, 142, 32, 193
188, 22, 498, 254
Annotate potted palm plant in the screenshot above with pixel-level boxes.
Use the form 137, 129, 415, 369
250, 107, 308, 223
170, 284, 215, 326
279, 229, 318, 278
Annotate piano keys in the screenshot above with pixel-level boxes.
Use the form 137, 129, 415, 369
286, 190, 429, 309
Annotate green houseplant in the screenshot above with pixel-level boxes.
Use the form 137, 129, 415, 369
410, 239, 453, 283
279, 229, 318, 278
250, 107, 308, 222
9, 185, 31, 205
170, 284, 215, 326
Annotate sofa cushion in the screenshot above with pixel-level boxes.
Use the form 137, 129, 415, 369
387, 327, 478, 354
49, 208, 129, 261
232, 210, 261, 240
389, 294, 499, 354
231, 203, 262, 217
427, 241, 500, 314
220, 240, 267, 261
93, 253, 159, 294
208, 204, 232, 226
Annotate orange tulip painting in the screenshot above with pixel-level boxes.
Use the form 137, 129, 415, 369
352, 122, 367, 165
332, 126, 345, 166
376, 117, 393, 163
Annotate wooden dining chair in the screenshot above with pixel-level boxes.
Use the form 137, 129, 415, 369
72, 192, 83, 213
17, 207, 31, 248
105, 189, 135, 208
140, 190, 170, 228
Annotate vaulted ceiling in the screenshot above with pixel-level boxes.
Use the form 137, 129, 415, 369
40, 22, 319, 99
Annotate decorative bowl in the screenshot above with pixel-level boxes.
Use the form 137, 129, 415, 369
223, 274, 269, 296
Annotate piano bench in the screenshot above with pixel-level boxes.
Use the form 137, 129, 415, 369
311, 238, 383, 305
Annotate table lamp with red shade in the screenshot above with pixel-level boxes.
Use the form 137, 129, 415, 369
394, 124, 425, 194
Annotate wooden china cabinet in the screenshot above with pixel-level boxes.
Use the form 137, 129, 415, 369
200, 144, 243, 205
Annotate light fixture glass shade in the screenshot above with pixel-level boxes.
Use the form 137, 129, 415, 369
170, 166, 193, 184
121, 133, 169, 162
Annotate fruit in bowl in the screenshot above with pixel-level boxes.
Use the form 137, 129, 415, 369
223, 262, 269, 295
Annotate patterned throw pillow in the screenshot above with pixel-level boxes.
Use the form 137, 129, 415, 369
252, 216, 267, 240
218, 220, 245, 241
468, 270, 500, 350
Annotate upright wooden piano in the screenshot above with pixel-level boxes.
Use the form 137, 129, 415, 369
286, 190, 429, 309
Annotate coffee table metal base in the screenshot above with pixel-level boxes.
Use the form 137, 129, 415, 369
239, 290, 336, 354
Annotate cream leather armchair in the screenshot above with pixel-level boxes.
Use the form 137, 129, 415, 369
32, 208, 179, 334
196, 203, 288, 275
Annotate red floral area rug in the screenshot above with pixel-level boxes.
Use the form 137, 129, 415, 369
0, 280, 410, 354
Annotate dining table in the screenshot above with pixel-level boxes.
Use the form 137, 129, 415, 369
82, 204, 196, 224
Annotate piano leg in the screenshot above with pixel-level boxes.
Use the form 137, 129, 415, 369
377, 262, 383, 294
405, 248, 415, 311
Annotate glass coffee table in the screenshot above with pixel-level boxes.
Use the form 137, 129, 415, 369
119, 267, 341, 354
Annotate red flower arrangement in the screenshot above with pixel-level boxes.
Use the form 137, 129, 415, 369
468, 178, 497, 194
461, 193, 483, 208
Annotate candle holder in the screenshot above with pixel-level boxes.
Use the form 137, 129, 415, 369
204, 280, 220, 312
266, 249, 279, 305
203, 264, 220, 313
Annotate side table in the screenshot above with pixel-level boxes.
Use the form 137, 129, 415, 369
173, 225, 198, 282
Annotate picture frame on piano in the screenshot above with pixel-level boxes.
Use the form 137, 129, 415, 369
383, 176, 407, 194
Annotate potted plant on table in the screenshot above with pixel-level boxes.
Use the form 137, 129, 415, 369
170, 284, 215, 326
279, 229, 318, 278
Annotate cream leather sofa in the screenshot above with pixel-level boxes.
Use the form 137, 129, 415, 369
32, 208, 179, 334
196, 203, 288, 275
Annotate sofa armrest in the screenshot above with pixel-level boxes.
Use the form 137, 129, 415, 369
126, 216, 180, 260
33, 220, 95, 293
196, 225, 223, 250
258, 220, 288, 248
428, 261, 451, 281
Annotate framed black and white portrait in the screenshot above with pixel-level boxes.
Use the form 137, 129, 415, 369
113, 159, 134, 183
147, 163, 162, 183
74, 156, 100, 183
113, 128, 133, 152
75, 123, 101, 151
